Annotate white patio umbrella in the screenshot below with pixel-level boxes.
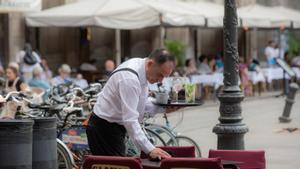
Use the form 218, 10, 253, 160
26, 0, 206, 29
238, 4, 291, 28
272, 6, 300, 29
26, 0, 159, 29
141, 0, 206, 27
187, 1, 224, 27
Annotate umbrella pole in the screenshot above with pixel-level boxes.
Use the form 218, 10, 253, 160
115, 29, 121, 66
159, 14, 165, 48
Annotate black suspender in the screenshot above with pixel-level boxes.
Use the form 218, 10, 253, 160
109, 68, 139, 79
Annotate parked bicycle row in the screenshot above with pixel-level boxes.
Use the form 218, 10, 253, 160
0, 82, 201, 169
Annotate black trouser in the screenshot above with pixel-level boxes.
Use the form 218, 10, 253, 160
86, 113, 126, 156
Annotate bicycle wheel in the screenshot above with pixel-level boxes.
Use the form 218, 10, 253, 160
57, 139, 75, 169
125, 128, 167, 157
175, 135, 202, 157
145, 124, 179, 146
72, 149, 91, 167
145, 128, 167, 146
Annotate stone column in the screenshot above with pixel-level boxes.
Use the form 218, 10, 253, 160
8, 13, 25, 62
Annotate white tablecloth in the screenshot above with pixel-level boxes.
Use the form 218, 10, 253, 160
190, 73, 224, 89
262, 67, 285, 83
261, 67, 300, 83
248, 71, 266, 84
149, 67, 300, 91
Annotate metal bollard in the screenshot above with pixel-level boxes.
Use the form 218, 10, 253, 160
279, 83, 299, 123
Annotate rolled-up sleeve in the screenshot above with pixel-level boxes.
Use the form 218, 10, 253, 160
119, 79, 155, 154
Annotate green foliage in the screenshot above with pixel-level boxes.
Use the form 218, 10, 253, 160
288, 33, 300, 60
164, 40, 185, 68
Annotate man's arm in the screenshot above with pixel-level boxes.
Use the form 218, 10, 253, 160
119, 78, 155, 153
118, 79, 171, 158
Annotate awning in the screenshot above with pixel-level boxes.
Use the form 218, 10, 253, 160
272, 6, 300, 28
238, 4, 291, 28
26, 0, 205, 29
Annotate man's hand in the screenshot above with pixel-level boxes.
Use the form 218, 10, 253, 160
149, 148, 171, 160
165, 106, 183, 113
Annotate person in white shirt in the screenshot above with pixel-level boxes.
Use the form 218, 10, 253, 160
87, 49, 177, 159
16, 43, 41, 83
264, 40, 278, 66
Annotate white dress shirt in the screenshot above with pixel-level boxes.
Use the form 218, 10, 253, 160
264, 46, 278, 60
93, 58, 165, 154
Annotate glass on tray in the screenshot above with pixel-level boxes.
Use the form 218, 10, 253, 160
184, 83, 196, 103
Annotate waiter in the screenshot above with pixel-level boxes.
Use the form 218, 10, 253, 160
86, 49, 176, 159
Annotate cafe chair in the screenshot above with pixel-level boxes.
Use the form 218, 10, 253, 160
140, 146, 196, 159
82, 155, 142, 169
208, 149, 266, 169
160, 157, 224, 169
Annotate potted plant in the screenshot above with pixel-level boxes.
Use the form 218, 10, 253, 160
165, 40, 185, 69
288, 33, 300, 60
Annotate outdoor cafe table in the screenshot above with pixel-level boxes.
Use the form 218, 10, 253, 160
141, 158, 240, 169
190, 73, 224, 87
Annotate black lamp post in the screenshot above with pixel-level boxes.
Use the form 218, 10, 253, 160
213, 0, 249, 150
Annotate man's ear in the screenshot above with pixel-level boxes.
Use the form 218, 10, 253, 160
147, 59, 155, 67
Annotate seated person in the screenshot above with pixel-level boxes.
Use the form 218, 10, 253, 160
29, 65, 50, 91
184, 58, 197, 76
197, 54, 212, 74
215, 54, 224, 72
239, 57, 252, 96
73, 73, 88, 89
40, 57, 53, 83
102, 59, 115, 79
52, 64, 73, 86
248, 59, 266, 95
208, 57, 216, 73
5, 63, 30, 93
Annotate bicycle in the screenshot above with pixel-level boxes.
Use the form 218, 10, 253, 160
0, 91, 75, 169
125, 122, 169, 157
145, 111, 202, 157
